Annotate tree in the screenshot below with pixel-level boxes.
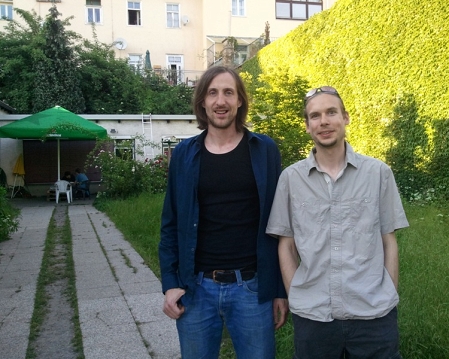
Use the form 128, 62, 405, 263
0, 9, 43, 112
78, 34, 144, 114
263, 21, 271, 46
0, 6, 193, 115
141, 71, 193, 114
241, 71, 311, 167
32, 6, 85, 113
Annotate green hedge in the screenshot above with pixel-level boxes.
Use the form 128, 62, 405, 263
241, 0, 449, 199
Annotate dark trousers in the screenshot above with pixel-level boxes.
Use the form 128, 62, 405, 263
292, 307, 401, 359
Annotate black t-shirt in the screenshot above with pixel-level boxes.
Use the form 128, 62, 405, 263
195, 133, 260, 272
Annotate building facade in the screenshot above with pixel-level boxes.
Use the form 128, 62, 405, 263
1, 0, 337, 83
0, 0, 339, 196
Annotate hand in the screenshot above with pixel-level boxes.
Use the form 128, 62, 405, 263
163, 288, 186, 319
273, 298, 289, 330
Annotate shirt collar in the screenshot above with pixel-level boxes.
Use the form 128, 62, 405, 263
305, 142, 359, 175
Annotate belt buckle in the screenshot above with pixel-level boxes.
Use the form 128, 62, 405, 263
212, 269, 225, 283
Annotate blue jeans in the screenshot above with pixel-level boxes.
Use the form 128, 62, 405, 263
176, 271, 275, 359
292, 307, 401, 359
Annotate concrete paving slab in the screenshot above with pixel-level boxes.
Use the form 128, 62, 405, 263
0, 335, 28, 359
0, 201, 53, 359
82, 330, 151, 359
0, 199, 181, 359
69, 204, 180, 359
76, 284, 123, 301
119, 280, 162, 296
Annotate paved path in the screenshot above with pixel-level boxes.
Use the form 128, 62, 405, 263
0, 198, 180, 359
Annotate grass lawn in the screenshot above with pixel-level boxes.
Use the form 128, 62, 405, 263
96, 193, 449, 358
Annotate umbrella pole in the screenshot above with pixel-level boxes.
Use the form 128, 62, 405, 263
57, 139, 61, 180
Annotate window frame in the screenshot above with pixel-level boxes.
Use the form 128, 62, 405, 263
86, 5, 103, 25
166, 54, 184, 84
166, 3, 180, 28
114, 139, 135, 160
0, 3, 13, 21
231, 0, 245, 16
127, 1, 142, 26
235, 44, 248, 65
275, 0, 322, 20
128, 54, 143, 70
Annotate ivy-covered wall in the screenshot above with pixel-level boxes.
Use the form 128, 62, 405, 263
241, 0, 449, 200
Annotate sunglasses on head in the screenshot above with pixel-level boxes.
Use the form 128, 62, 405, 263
304, 86, 340, 103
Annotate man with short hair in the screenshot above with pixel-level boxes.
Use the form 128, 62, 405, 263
159, 66, 288, 359
266, 86, 409, 358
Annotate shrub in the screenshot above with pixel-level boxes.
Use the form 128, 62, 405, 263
87, 137, 168, 199
241, 0, 449, 200
0, 187, 20, 241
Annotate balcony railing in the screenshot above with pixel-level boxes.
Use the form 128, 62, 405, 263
144, 68, 205, 87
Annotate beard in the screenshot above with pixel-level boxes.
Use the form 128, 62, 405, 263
207, 115, 235, 130
315, 138, 338, 148
207, 114, 237, 130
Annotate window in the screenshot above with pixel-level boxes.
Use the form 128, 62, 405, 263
86, 0, 102, 24
162, 136, 185, 157
276, 0, 322, 20
128, 1, 141, 26
235, 45, 248, 65
166, 55, 183, 85
232, 0, 245, 16
114, 139, 135, 159
128, 54, 143, 70
166, 3, 180, 28
0, 3, 13, 20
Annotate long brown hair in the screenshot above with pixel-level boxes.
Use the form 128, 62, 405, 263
193, 66, 249, 131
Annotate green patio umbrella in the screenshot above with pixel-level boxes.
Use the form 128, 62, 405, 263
0, 106, 107, 180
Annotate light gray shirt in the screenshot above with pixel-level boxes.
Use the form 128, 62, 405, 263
266, 143, 409, 322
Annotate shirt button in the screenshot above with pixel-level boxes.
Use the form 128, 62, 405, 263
333, 247, 339, 251
193, 223, 197, 227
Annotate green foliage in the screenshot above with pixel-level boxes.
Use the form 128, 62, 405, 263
0, 7, 192, 115
32, 6, 85, 113
94, 192, 165, 279
98, 193, 449, 358
241, 0, 449, 199
397, 203, 449, 358
87, 137, 168, 199
78, 34, 144, 114
0, 9, 43, 112
0, 187, 20, 241
141, 71, 194, 114
241, 70, 312, 167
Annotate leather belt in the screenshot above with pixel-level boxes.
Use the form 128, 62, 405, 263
203, 269, 256, 284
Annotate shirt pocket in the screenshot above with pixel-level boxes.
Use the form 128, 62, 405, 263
349, 197, 379, 233
292, 198, 327, 236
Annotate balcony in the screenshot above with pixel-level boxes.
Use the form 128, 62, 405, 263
207, 36, 275, 68
142, 67, 205, 87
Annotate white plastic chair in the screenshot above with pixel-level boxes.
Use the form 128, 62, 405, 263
55, 180, 72, 204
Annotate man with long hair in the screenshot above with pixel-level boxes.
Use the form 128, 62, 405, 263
159, 66, 288, 358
